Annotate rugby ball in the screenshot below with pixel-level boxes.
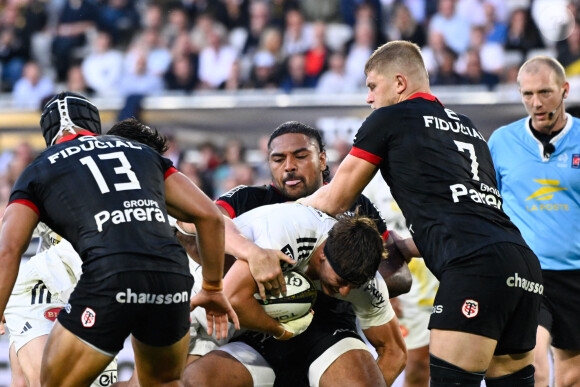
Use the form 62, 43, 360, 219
254, 270, 317, 323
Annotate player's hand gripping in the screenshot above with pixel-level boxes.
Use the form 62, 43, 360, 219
248, 247, 296, 301
273, 310, 314, 340
190, 279, 241, 340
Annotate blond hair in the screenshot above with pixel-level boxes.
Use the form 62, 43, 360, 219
364, 40, 429, 81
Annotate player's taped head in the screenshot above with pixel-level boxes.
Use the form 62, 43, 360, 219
324, 209, 385, 286
40, 92, 101, 146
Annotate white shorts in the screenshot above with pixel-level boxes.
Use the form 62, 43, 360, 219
4, 262, 66, 353
398, 307, 431, 350
218, 337, 370, 387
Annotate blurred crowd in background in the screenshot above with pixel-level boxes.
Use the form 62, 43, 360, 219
3, 0, 580, 106
1, 0, 580, 213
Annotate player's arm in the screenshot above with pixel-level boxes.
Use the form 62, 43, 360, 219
178, 206, 295, 300
301, 155, 378, 216
224, 259, 312, 340
165, 172, 240, 337
363, 315, 407, 386
380, 230, 418, 297
0, 203, 38, 319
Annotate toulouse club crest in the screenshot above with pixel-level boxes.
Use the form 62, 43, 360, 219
81, 307, 96, 327
462, 299, 479, 318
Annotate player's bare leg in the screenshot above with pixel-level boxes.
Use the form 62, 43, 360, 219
41, 322, 114, 386
319, 349, 386, 387
403, 345, 430, 387
430, 329, 496, 372
14, 335, 48, 386
552, 348, 580, 387
487, 351, 534, 377
533, 325, 553, 387
182, 350, 253, 387
131, 332, 189, 387
9, 343, 27, 387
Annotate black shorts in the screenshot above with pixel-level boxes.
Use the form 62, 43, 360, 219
538, 269, 580, 350
429, 242, 542, 356
58, 270, 193, 354
233, 293, 362, 387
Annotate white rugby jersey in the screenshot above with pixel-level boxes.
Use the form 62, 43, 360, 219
233, 202, 394, 328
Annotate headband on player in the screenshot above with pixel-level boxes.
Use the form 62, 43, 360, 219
323, 243, 373, 287
40, 92, 101, 146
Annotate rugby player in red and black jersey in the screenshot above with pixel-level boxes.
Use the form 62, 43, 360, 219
302, 41, 542, 386
0, 92, 239, 386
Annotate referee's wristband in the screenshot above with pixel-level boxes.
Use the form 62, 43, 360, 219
202, 278, 223, 292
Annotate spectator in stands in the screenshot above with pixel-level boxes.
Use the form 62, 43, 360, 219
213, 138, 247, 195
163, 7, 191, 47
482, 1, 508, 44
97, 0, 141, 49
119, 49, 165, 97
243, 51, 280, 89
198, 22, 237, 89
81, 30, 123, 97
0, 4, 30, 93
259, 26, 285, 65
457, 25, 505, 76
169, 0, 230, 29
280, 52, 317, 92
164, 32, 200, 92
125, 27, 172, 77
429, 0, 471, 55
12, 60, 54, 109
282, 8, 313, 56
164, 55, 199, 92
388, 2, 426, 47
304, 22, 330, 82
557, 21, 580, 74
65, 65, 92, 96
505, 8, 544, 57
462, 48, 499, 90
421, 30, 447, 75
430, 46, 465, 86
345, 20, 376, 87
300, 0, 342, 23
51, 0, 98, 82
142, 3, 164, 31
241, 0, 271, 57
341, 0, 383, 30
316, 50, 359, 94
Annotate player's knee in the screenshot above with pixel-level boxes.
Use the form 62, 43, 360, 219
484, 364, 534, 387
429, 354, 485, 386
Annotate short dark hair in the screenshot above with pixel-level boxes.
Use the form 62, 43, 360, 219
268, 121, 330, 182
107, 118, 169, 154
324, 209, 385, 286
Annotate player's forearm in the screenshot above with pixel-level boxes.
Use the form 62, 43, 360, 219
195, 215, 225, 283
0, 250, 20, 319
376, 345, 407, 386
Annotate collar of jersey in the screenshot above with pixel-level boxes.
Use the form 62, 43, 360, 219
408, 92, 444, 106
56, 131, 97, 144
